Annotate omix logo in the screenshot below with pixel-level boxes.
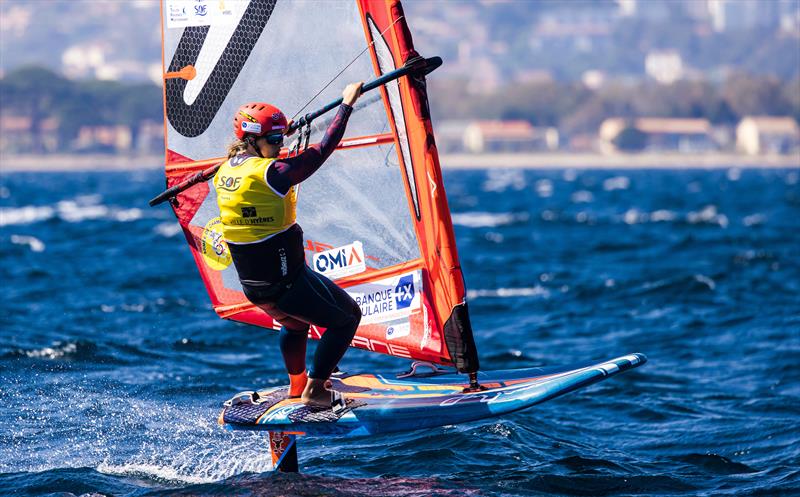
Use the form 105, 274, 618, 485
314, 244, 363, 274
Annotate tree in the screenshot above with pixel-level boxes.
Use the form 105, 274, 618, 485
0, 66, 72, 152
723, 72, 786, 118
614, 126, 647, 151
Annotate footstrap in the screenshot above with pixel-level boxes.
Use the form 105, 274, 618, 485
331, 390, 347, 414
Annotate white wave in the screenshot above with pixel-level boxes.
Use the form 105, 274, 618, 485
603, 176, 630, 191
694, 274, 716, 291
0, 186, 9, 198
623, 208, 645, 225
535, 179, 553, 198
452, 211, 528, 228
101, 303, 146, 313
121, 303, 146, 312
10, 234, 45, 252
112, 208, 144, 222
96, 462, 215, 485
541, 210, 557, 221
616, 208, 680, 224
482, 169, 527, 192
570, 190, 594, 203
650, 209, 678, 222
467, 286, 550, 299
93, 429, 273, 483
727, 168, 742, 181
18, 341, 77, 359
688, 205, 728, 228
0, 205, 55, 226
743, 214, 766, 227
3, 382, 276, 478
563, 169, 578, 182
154, 221, 183, 238
484, 231, 504, 243
620, 206, 725, 226
57, 200, 110, 223
787, 171, 799, 185
0, 197, 154, 226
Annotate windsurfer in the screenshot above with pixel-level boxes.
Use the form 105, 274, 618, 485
214, 82, 364, 407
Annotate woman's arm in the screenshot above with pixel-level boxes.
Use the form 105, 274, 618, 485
266, 104, 352, 195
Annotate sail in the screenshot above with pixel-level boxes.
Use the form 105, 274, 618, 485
160, 0, 479, 373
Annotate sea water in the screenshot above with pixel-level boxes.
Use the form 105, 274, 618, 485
0, 167, 798, 496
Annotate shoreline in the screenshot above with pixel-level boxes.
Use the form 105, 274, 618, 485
0, 152, 797, 172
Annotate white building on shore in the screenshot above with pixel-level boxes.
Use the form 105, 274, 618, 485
599, 117, 716, 153
463, 121, 559, 154
736, 116, 800, 155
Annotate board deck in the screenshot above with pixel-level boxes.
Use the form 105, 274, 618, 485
219, 353, 646, 437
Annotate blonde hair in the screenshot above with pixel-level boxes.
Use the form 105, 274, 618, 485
227, 139, 249, 158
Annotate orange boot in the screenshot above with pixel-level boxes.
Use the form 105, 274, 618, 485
288, 371, 308, 398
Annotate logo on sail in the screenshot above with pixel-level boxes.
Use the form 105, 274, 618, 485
394, 275, 415, 309
347, 271, 422, 325
312, 241, 366, 279
200, 217, 232, 271
386, 322, 411, 340
164, 0, 276, 137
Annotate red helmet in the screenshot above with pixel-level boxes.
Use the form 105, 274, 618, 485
233, 102, 287, 139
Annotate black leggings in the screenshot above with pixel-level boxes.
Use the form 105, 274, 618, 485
248, 266, 361, 380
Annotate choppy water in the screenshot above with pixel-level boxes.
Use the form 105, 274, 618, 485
1, 167, 798, 497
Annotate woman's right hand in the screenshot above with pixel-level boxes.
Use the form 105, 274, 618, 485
342, 82, 363, 106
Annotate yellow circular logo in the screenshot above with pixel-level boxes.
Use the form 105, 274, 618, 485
200, 217, 232, 271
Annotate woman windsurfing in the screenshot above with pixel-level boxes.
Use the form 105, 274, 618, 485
214, 82, 364, 408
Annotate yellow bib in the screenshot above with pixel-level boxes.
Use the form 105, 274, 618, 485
214, 155, 298, 243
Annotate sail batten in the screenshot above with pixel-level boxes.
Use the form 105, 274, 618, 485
160, 0, 479, 372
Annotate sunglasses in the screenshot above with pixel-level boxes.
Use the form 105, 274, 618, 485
263, 133, 284, 145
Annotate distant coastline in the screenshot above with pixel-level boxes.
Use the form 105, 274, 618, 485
0, 152, 798, 173
0, 154, 164, 172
